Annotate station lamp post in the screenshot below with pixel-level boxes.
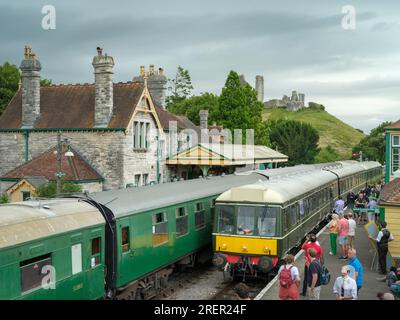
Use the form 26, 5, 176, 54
55, 132, 74, 195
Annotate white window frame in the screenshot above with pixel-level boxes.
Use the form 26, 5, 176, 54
392, 134, 400, 147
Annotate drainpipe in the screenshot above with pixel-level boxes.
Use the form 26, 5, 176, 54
24, 129, 29, 161
156, 135, 160, 183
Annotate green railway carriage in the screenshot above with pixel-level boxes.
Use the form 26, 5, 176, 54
0, 199, 106, 300
90, 172, 272, 299
212, 161, 383, 279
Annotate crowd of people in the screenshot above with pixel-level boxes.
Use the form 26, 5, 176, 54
275, 183, 398, 300
232, 183, 397, 301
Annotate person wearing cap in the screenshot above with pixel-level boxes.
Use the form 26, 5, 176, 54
333, 265, 358, 300
369, 222, 394, 275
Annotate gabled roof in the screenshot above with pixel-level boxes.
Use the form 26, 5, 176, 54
0, 82, 144, 130
380, 178, 400, 205
0, 147, 103, 182
385, 120, 400, 129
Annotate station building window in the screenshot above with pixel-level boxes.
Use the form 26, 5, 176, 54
194, 202, 205, 230
175, 207, 188, 238
91, 237, 101, 268
133, 121, 150, 150
153, 212, 169, 246
392, 135, 400, 174
121, 227, 130, 253
20, 253, 52, 293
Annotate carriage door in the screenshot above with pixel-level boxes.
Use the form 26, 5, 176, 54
119, 221, 135, 277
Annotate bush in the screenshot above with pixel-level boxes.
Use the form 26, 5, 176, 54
308, 102, 325, 110
37, 181, 83, 198
0, 194, 9, 204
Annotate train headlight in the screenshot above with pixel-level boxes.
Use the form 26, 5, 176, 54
242, 245, 248, 252
263, 246, 269, 253
221, 243, 228, 250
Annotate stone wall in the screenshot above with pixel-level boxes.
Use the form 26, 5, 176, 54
80, 181, 103, 193
0, 133, 26, 176
0, 130, 125, 191
122, 111, 160, 187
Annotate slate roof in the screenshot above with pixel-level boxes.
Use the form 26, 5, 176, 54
0, 82, 144, 130
0, 146, 103, 182
380, 178, 400, 205
23, 176, 48, 188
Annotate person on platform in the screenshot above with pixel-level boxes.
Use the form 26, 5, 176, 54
369, 222, 394, 275
377, 292, 395, 300
301, 233, 323, 296
328, 214, 339, 255
234, 283, 251, 300
367, 198, 378, 222
347, 248, 363, 293
278, 254, 300, 300
307, 248, 322, 300
388, 267, 400, 296
355, 192, 368, 224
346, 190, 356, 210
347, 211, 357, 249
333, 265, 358, 300
334, 196, 345, 215
338, 213, 349, 259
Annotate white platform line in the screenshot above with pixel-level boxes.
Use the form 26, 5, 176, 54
254, 224, 328, 300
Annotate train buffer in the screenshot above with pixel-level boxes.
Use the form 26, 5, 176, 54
255, 223, 390, 300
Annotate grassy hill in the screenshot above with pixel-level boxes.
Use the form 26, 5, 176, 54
262, 107, 365, 159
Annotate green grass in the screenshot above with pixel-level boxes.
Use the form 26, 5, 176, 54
263, 107, 365, 159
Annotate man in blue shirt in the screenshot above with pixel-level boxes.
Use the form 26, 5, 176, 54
348, 248, 363, 293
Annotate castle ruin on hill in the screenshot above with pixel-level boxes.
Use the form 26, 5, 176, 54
240, 74, 306, 112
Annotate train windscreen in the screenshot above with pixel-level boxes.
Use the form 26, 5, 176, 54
216, 204, 279, 237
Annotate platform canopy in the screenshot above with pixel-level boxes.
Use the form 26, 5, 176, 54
166, 143, 288, 167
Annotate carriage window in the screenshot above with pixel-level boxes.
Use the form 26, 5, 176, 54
210, 199, 216, 225
121, 227, 130, 253
257, 206, 277, 237
298, 199, 305, 217
289, 205, 297, 226
20, 253, 52, 293
175, 207, 188, 237
217, 205, 235, 234
153, 212, 169, 246
195, 202, 206, 229
237, 206, 255, 235
91, 237, 101, 268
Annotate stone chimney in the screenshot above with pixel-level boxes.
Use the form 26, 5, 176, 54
20, 45, 41, 128
133, 65, 167, 109
92, 47, 114, 127
199, 110, 208, 130
255, 75, 264, 102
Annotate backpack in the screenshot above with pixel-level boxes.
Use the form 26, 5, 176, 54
279, 265, 294, 288
318, 262, 331, 286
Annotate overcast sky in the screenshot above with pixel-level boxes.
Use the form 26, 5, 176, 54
1, 0, 399, 133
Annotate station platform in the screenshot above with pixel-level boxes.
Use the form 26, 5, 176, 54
256, 223, 389, 300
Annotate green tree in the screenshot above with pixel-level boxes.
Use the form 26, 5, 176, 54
352, 121, 390, 163
0, 62, 52, 116
268, 119, 320, 165
166, 66, 193, 108
0, 62, 20, 116
167, 92, 219, 125
0, 194, 9, 204
315, 145, 341, 163
217, 71, 255, 143
37, 181, 82, 198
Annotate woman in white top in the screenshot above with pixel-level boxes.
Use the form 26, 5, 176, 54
347, 211, 357, 249
278, 254, 301, 300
